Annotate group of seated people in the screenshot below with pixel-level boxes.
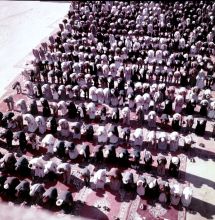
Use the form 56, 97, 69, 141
1, 0, 215, 214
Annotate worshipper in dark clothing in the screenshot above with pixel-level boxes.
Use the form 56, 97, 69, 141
55, 68, 63, 84
103, 145, 117, 164
92, 145, 104, 164
0, 153, 16, 174
118, 148, 130, 168
67, 101, 77, 119
146, 177, 160, 199
108, 76, 115, 89
40, 98, 51, 117
0, 175, 7, 194
185, 99, 196, 115
122, 127, 131, 143
82, 84, 90, 100
42, 187, 58, 208
56, 191, 73, 214
169, 156, 180, 178
34, 83, 43, 98
111, 108, 120, 124
29, 100, 39, 116
12, 81, 22, 94
180, 71, 188, 87
107, 167, 123, 192
195, 119, 207, 136
41, 69, 49, 83
15, 156, 30, 177
158, 181, 171, 204
92, 75, 99, 88
144, 150, 153, 171
81, 124, 92, 141
47, 116, 58, 134
100, 106, 107, 123
0, 128, 13, 148
3, 96, 14, 111
122, 172, 136, 193
163, 99, 173, 115
172, 114, 182, 132
14, 131, 27, 153
160, 114, 170, 128
118, 78, 125, 92
131, 150, 141, 169
157, 155, 167, 176
77, 103, 87, 120
79, 144, 90, 163
199, 100, 208, 117
1, 112, 14, 128
3, 176, 20, 200
54, 141, 66, 159
80, 167, 91, 187
15, 180, 30, 202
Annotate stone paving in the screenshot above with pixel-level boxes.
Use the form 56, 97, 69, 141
0, 1, 70, 95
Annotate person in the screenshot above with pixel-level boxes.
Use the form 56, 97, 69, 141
47, 116, 58, 134
107, 167, 122, 191
0, 128, 13, 149
169, 156, 180, 178
67, 101, 77, 119
40, 98, 51, 117
146, 177, 159, 199
122, 172, 136, 192
143, 150, 153, 171
184, 135, 193, 151
136, 176, 147, 197
122, 127, 130, 143
29, 100, 39, 116
81, 167, 91, 187
157, 155, 167, 176
185, 99, 196, 115
158, 181, 170, 204
14, 131, 27, 153
195, 119, 207, 136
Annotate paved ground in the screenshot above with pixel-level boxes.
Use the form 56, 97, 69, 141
0, 1, 70, 95
0, 2, 215, 220
186, 158, 215, 220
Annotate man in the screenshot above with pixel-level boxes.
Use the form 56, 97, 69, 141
157, 155, 167, 176
14, 131, 27, 153
0, 128, 13, 148
81, 167, 91, 187
169, 156, 180, 178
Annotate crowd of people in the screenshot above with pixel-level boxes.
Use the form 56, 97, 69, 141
0, 0, 215, 216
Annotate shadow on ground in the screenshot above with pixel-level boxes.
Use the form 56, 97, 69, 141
188, 197, 215, 220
